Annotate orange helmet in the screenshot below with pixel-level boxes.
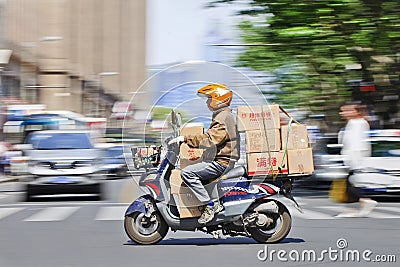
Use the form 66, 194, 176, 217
197, 83, 233, 109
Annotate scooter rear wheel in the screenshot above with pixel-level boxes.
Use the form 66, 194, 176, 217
124, 211, 168, 245
248, 202, 291, 244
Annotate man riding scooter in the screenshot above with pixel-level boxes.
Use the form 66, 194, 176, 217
168, 83, 239, 224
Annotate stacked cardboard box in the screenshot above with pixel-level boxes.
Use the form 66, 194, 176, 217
237, 105, 314, 176
171, 125, 205, 218
281, 124, 314, 174
170, 169, 202, 218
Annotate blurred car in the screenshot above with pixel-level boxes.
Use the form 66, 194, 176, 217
351, 129, 400, 197
298, 133, 348, 188
100, 144, 129, 178
312, 147, 349, 182
23, 130, 104, 200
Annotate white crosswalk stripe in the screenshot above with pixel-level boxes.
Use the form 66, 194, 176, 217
289, 207, 334, 220
376, 206, 400, 213
319, 206, 400, 219
1, 203, 400, 222
369, 212, 400, 219
0, 207, 25, 220
24, 207, 80, 222
95, 206, 126, 221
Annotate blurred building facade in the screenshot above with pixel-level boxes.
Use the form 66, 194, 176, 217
1, 0, 147, 117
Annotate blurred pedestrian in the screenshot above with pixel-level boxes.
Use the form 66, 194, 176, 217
335, 103, 377, 217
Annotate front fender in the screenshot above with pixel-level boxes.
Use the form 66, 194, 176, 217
124, 195, 153, 217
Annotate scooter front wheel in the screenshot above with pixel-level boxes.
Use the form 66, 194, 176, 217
248, 202, 291, 244
124, 210, 168, 245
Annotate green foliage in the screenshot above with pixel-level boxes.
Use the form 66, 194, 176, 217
151, 106, 187, 123
209, 0, 400, 124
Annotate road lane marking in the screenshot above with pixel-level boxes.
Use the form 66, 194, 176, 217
24, 207, 80, 222
288, 207, 333, 219
95, 206, 126, 221
320, 206, 400, 219
376, 206, 400, 214
2, 203, 399, 222
368, 212, 400, 219
0, 207, 24, 220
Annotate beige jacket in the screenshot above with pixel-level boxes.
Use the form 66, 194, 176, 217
184, 107, 239, 166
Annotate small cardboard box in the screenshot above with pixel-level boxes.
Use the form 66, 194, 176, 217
179, 143, 203, 169
179, 126, 204, 168
180, 143, 203, 161
281, 124, 309, 150
247, 151, 288, 176
177, 187, 203, 218
245, 129, 281, 153
236, 106, 264, 132
180, 125, 204, 136
262, 105, 281, 129
288, 148, 314, 174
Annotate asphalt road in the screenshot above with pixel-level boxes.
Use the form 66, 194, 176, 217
0, 177, 399, 267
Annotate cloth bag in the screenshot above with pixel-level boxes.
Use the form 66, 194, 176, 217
329, 178, 358, 203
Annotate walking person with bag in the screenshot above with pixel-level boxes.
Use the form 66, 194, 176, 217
335, 103, 377, 217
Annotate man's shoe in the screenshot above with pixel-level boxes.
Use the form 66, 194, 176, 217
198, 202, 223, 224
214, 202, 224, 213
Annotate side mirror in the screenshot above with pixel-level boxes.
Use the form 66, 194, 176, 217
176, 112, 182, 129
171, 110, 177, 125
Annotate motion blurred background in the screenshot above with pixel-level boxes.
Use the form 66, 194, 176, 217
0, 0, 400, 182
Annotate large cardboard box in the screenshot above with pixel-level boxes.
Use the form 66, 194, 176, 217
177, 187, 203, 218
170, 169, 184, 194
262, 105, 281, 129
288, 148, 314, 174
237, 106, 264, 132
245, 129, 281, 153
247, 151, 288, 176
169, 169, 203, 218
281, 124, 309, 150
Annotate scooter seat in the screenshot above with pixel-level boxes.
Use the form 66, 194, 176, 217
220, 166, 247, 180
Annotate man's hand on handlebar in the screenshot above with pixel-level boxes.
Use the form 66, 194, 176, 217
168, 136, 184, 145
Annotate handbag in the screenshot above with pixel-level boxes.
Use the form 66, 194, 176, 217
329, 178, 358, 203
